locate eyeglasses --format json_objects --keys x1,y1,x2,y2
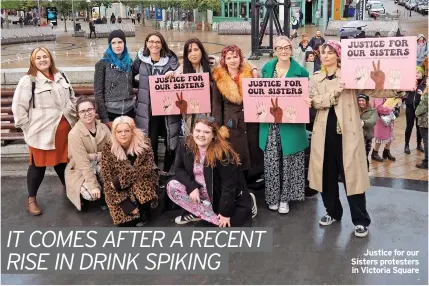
[
  {"x1": 78, "y1": 107, "x2": 95, "y2": 115},
  {"x1": 147, "y1": 40, "x2": 161, "y2": 45},
  {"x1": 275, "y1": 46, "x2": 292, "y2": 52},
  {"x1": 196, "y1": 114, "x2": 216, "y2": 122}
]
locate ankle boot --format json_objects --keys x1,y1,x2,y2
[
  {"x1": 404, "y1": 144, "x2": 410, "y2": 154},
  {"x1": 383, "y1": 149, "x2": 396, "y2": 161},
  {"x1": 371, "y1": 150, "x2": 383, "y2": 162},
  {"x1": 26, "y1": 197, "x2": 42, "y2": 216},
  {"x1": 417, "y1": 143, "x2": 424, "y2": 152}
]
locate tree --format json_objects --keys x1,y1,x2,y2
[
  {"x1": 53, "y1": 1, "x2": 72, "y2": 32},
  {"x1": 0, "y1": 0, "x2": 25, "y2": 28},
  {"x1": 197, "y1": 0, "x2": 221, "y2": 30}
]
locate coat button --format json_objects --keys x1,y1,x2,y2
[
  {"x1": 353, "y1": 132, "x2": 355, "y2": 135},
  {"x1": 350, "y1": 118, "x2": 352, "y2": 121}
]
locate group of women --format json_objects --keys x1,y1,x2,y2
[{"x1": 12, "y1": 30, "x2": 404, "y2": 236}]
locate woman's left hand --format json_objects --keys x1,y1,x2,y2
[
  {"x1": 252, "y1": 69, "x2": 260, "y2": 78},
  {"x1": 217, "y1": 215, "x2": 231, "y2": 227},
  {"x1": 165, "y1": 71, "x2": 176, "y2": 79}
]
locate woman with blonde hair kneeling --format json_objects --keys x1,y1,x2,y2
[
  {"x1": 65, "y1": 97, "x2": 111, "y2": 211},
  {"x1": 167, "y1": 115, "x2": 256, "y2": 227},
  {"x1": 101, "y1": 116, "x2": 158, "y2": 226}
]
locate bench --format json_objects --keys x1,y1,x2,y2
[{"x1": 1, "y1": 87, "x2": 112, "y2": 145}]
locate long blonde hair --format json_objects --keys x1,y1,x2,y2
[{"x1": 110, "y1": 116, "x2": 150, "y2": 161}]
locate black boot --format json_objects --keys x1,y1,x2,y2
[
  {"x1": 404, "y1": 144, "x2": 410, "y2": 154},
  {"x1": 417, "y1": 143, "x2": 424, "y2": 152},
  {"x1": 416, "y1": 161, "x2": 428, "y2": 169},
  {"x1": 371, "y1": 150, "x2": 383, "y2": 162},
  {"x1": 383, "y1": 149, "x2": 396, "y2": 161}
]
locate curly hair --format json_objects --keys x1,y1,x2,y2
[
  {"x1": 185, "y1": 118, "x2": 241, "y2": 168},
  {"x1": 219, "y1": 45, "x2": 244, "y2": 72}
]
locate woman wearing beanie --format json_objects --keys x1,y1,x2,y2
[
  {"x1": 94, "y1": 30, "x2": 136, "y2": 129},
  {"x1": 132, "y1": 31, "x2": 180, "y2": 173},
  {"x1": 404, "y1": 66, "x2": 426, "y2": 154},
  {"x1": 308, "y1": 40, "x2": 398, "y2": 238},
  {"x1": 357, "y1": 94, "x2": 377, "y2": 170}
]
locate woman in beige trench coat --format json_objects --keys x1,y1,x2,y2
[
  {"x1": 65, "y1": 97, "x2": 111, "y2": 211},
  {"x1": 309, "y1": 40, "x2": 398, "y2": 238}
]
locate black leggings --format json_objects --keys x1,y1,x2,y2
[
  {"x1": 27, "y1": 159, "x2": 66, "y2": 197},
  {"x1": 405, "y1": 106, "x2": 422, "y2": 145},
  {"x1": 149, "y1": 115, "x2": 176, "y2": 172}
]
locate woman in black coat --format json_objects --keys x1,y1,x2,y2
[{"x1": 167, "y1": 115, "x2": 256, "y2": 226}]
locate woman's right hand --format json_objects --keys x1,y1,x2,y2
[
  {"x1": 90, "y1": 188, "x2": 101, "y2": 199},
  {"x1": 189, "y1": 189, "x2": 200, "y2": 204}
]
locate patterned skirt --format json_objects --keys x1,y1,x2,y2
[{"x1": 264, "y1": 124, "x2": 305, "y2": 205}]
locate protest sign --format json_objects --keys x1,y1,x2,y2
[
  {"x1": 341, "y1": 36, "x2": 417, "y2": 90},
  {"x1": 149, "y1": 73, "x2": 211, "y2": 116},
  {"x1": 242, "y1": 78, "x2": 310, "y2": 124}
]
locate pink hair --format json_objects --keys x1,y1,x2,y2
[
  {"x1": 110, "y1": 116, "x2": 150, "y2": 161},
  {"x1": 220, "y1": 45, "x2": 244, "y2": 72}
]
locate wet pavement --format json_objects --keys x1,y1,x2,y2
[{"x1": 1, "y1": 176, "x2": 427, "y2": 285}]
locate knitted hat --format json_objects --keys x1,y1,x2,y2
[
  {"x1": 357, "y1": 94, "x2": 369, "y2": 101},
  {"x1": 108, "y1": 30, "x2": 126, "y2": 44},
  {"x1": 323, "y1": 40, "x2": 341, "y2": 57},
  {"x1": 417, "y1": 66, "x2": 425, "y2": 77}
]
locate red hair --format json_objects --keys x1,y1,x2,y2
[
  {"x1": 27, "y1": 47, "x2": 59, "y2": 77},
  {"x1": 219, "y1": 45, "x2": 244, "y2": 72},
  {"x1": 185, "y1": 118, "x2": 241, "y2": 168}
]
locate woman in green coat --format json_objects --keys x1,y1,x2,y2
[{"x1": 260, "y1": 36, "x2": 311, "y2": 214}]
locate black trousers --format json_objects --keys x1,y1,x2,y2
[
  {"x1": 107, "y1": 109, "x2": 136, "y2": 122},
  {"x1": 27, "y1": 155, "x2": 67, "y2": 197},
  {"x1": 405, "y1": 106, "x2": 422, "y2": 145},
  {"x1": 322, "y1": 117, "x2": 371, "y2": 227},
  {"x1": 149, "y1": 115, "x2": 176, "y2": 173},
  {"x1": 89, "y1": 29, "x2": 96, "y2": 38}
]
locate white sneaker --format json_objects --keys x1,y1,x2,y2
[
  {"x1": 278, "y1": 202, "x2": 290, "y2": 214},
  {"x1": 269, "y1": 204, "x2": 279, "y2": 211},
  {"x1": 354, "y1": 225, "x2": 369, "y2": 237},
  {"x1": 319, "y1": 214, "x2": 337, "y2": 226}
]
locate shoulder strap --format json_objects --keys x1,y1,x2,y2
[
  {"x1": 28, "y1": 75, "x2": 36, "y2": 108},
  {"x1": 61, "y1": 72, "x2": 73, "y2": 95}
]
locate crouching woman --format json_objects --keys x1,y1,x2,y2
[
  {"x1": 65, "y1": 97, "x2": 111, "y2": 210},
  {"x1": 167, "y1": 115, "x2": 255, "y2": 227},
  {"x1": 101, "y1": 116, "x2": 158, "y2": 226}
]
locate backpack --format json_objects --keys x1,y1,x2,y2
[{"x1": 29, "y1": 72, "x2": 72, "y2": 108}]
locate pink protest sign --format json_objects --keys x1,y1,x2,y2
[
  {"x1": 242, "y1": 78, "x2": 310, "y2": 123},
  {"x1": 149, "y1": 73, "x2": 211, "y2": 116},
  {"x1": 341, "y1": 36, "x2": 417, "y2": 90}
]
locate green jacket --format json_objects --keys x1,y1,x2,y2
[
  {"x1": 259, "y1": 58, "x2": 309, "y2": 156},
  {"x1": 360, "y1": 107, "x2": 377, "y2": 140},
  {"x1": 416, "y1": 92, "x2": 428, "y2": 128}
]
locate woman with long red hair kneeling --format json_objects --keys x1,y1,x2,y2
[{"x1": 167, "y1": 115, "x2": 256, "y2": 227}]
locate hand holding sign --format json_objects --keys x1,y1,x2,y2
[
  {"x1": 355, "y1": 65, "x2": 369, "y2": 89},
  {"x1": 163, "y1": 97, "x2": 173, "y2": 114},
  {"x1": 387, "y1": 70, "x2": 402, "y2": 89},
  {"x1": 256, "y1": 101, "x2": 268, "y2": 122},
  {"x1": 370, "y1": 60, "x2": 385, "y2": 90},
  {"x1": 270, "y1": 98, "x2": 283, "y2": 123},
  {"x1": 175, "y1": 92, "x2": 188, "y2": 114}
]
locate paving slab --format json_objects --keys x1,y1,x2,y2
[{"x1": 1, "y1": 176, "x2": 427, "y2": 285}]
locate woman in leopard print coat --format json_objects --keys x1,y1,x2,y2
[{"x1": 101, "y1": 116, "x2": 158, "y2": 226}]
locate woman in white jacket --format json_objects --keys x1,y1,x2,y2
[{"x1": 12, "y1": 47, "x2": 77, "y2": 216}]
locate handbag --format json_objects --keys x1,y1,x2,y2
[{"x1": 380, "y1": 112, "x2": 396, "y2": 127}]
